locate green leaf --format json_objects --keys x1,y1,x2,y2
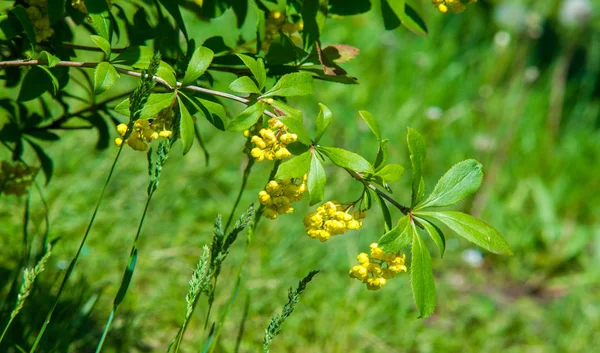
[
  {"x1": 84, "y1": 0, "x2": 112, "y2": 41},
  {"x1": 374, "y1": 139, "x2": 389, "y2": 170},
  {"x1": 91, "y1": 35, "x2": 111, "y2": 57},
  {"x1": 0, "y1": 14, "x2": 20, "y2": 40},
  {"x1": 416, "y1": 159, "x2": 483, "y2": 210},
  {"x1": 17, "y1": 66, "x2": 57, "y2": 102},
  {"x1": 329, "y1": 0, "x2": 371, "y2": 15},
  {"x1": 10, "y1": 6, "x2": 36, "y2": 49},
  {"x1": 402, "y1": 4, "x2": 428, "y2": 37},
  {"x1": 229, "y1": 76, "x2": 260, "y2": 94},
  {"x1": 374, "y1": 164, "x2": 404, "y2": 182},
  {"x1": 47, "y1": 0, "x2": 65, "y2": 25},
  {"x1": 319, "y1": 146, "x2": 374, "y2": 173},
  {"x1": 261, "y1": 72, "x2": 314, "y2": 98},
  {"x1": 270, "y1": 100, "x2": 312, "y2": 146},
  {"x1": 415, "y1": 216, "x2": 445, "y2": 258},
  {"x1": 114, "y1": 92, "x2": 176, "y2": 119},
  {"x1": 381, "y1": 0, "x2": 428, "y2": 36},
  {"x1": 227, "y1": 102, "x2": 265, "y2": 132},
  {"x1": 177, "y1": 96, "x2": 195, "y2": 155},
  {"x1": 308, "y1": 152, "x2": 326, "y2": 205},
  {"x1": 157, "y1": 61, "x2": 177, "y2": 88},
  {"x1": 373, "y1": 191, "x2": 392, "y2": 231},
  {"x1": 157, "y1": 0, "x2": 188, "y2": 40},
  {"x1": 416, "y1": 211, "x2": 513, "y2": 255},
  {"x1": 36, "y1": 51, "x2": 60, "y2": 67},
  {"x1": 26, "y1": 138, "x2": 53, "y2": 185},
  {"x1": 378, "y1": 215, "x2": 412, "y2": 253},
  {"x1": 411, "y1": 230, "x2": 436, "y2": 318},
  {"x1": 182, "y1": 46, "x2": 214, "y2": 86},
  {"x1": 93, "y1": 62, "x2": 119, "y2": 95},
  {"x1": 111, "y1": 46, "x2": 153, "y2": 67},
  {"x1": 179, "y1": 93, "x2": 226, "y2": 131},
  {"x1": 358, "y1": 110, "x2": 381, "y2": 141},
  {"x1": 236, "y1": 54, "x2": 266, "y2": 90},
  {"x1": 275, "y1": 151, "x2": 311, "y2": 179},
  {"x1": 407, "y1": 127, "x2": 426, "y2": 207},
  {"x1": 314, "y1": 103, "x2": 332, "y2": 143}
]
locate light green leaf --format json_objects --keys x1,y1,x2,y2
[
  {"x1": 374, "y1": 139, "x2": 389, "y2": 170},
  {"x1": 84, "y1": 0, "x2": 112, "y2": 41},
  {"x1": 314, "y1": 103, "x2": 332, "y2": 143},
  {"x1": 182, "y1": 46, "x2": 214, "y2": 86},
  {"x1": 319, "y1": 146, "x2": 374, "y2": 173},
  {"x1": 93, "y1": 62, "x2": 119, "y2": 95},
  {"x1": 402, "y1": 4, "x2": 428, "y2": 37},
  {"x1": 411, "y1": 229, "x2": 436, "y2": 318},
  {"x1": 275, "y1": 151, "x2": 311, "y2": 179},
  {"x1": 378, "y1": 215, "x2": 412, "y2": 253},
  {"x1": 416, "y1": 159, "x2": 483, "y2": 210},
  {"x1": 229, "y1": 76, "x2": 260, "y2": 94},
  {"x1": 10, "y1": 7, "x2": 36, "y2": 50},
  {"x1": 375, "y1": 164, "x2": 404, "y2": 182},
  {"x1": 114, "y1": 92, "x2": 176, "y2": 119},
  {"x1": 416, "y1": 211, "x2": 513, "y2": 255},
  {"x1": 157, "y1": 60, "x2": 177, "y2": 88},
  {"x1": 236, "y1": 54, "x2": 266, "y2": 90},
  {"x1": 111, "y1": 46, "x2": 153, "y2": 67},
  {"x1": 91, "y1": 35, "x2": 111, "y2": 57},
  {"x1": 308, "y1": 152, "x2": 326, "y2": 205},
  {"x1": 270, "y1": 100, "x2": 312, "y2": 146},
  {"x1": 179, "y1": 92, "x2": 226, "y2": 131},
  {"x1": 373, "y1": 191, "x2": 392, "y2": 232},
  {"x1": 261, "y1": 72, "x2": 314, "y2": 98},
  {"x1": 358, "y1": 110, "x2": 381, "y2": 141},
  {"x1": 227, "y1": 102, "x2": 265, "y2": 132},
  {"x1": 177, "y1": 97, "x2": 195, "y2": 155},
  {"x1": 36, "y1": 51, "x2": 60, "y2": 67},
  {"x1": 415, "y1": 216, "x2": 445, "y2": 258},
  {"x1": 407, "y1": 127, "x2": 426, "y2": 207},
  {"x1": 17, "y1": 66, "x2": 57, "y2": 101}
]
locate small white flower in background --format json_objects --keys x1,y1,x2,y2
[
  {"x1": 473, "y1": 134, "x2": 496, "y2": 153},
  {"x1": 494, "y1": 31, "x2": 511, "y2": 48},
  {"x1": 425, "y1": 106, "x2": 443, "y2": 121},
  {"x1": 494, "y1": 3, "x2": 528, "y2": 31},
  {"x1": 560, "y1": 0, "x2": 593, "y2": 27},
  {"x1": 526, "y1": 12, "x2": 544, "y2": 39},
  {"x1": 462, "y1": 249, "x2": 484, "y2": 267},
  {"x1": 525, "y1": 66, "x2": 540, "y2": 83}
]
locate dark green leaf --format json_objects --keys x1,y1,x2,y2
[
  {"x1": 114, "y1": 92, "x2": 176, "y2": 118},
  {"x1": 416, "y1": 159, "x2": 483, "y2": 209},
  {"x1": 236, "y1": 54, "x2": 266, "y2": 90},
  {"x1": 374, "y1": 139, "x2": 389, "y2": 170},
  {"x1": 261, "y1": 72, "x2": 314, "y2": 98},
  {"x1": 85, "y1": 0, "x2": 112, "y2": 41},
  {"x1": 10, "y1": 7, "x2": 36, "y2": 49},
  {"x1": 227, "y1": 102, "x2": 265, "y2": 132},
  {"x1": 301, "y1": 0, "x2": 320, "y2": 51},
  {"x1": 373, "y1": 191, "x2": 392, "y2": 231},
  {"x1": 319, "y1": 146, "x2": 374, "y2": 173},
  {"x1": 36, "y1": 51, "x2": 60, "y2": 67},
  {"x1": 182, "y1": 46, "x2": 214, "y2": 85},
  {"x1": 114, "y1": 248, "x2": 138, "y2": 306},
  {"x1": 177, "y1": 96, "x2": 195, "y2": 155},
  {"x1": 329, "y1": 0, "x2": 371, "y2": 15},
  {"x1": 87, "y1": 113, "x2": 110, "y2": 149},
  {"x1": 275, "y1": 151, "x2": 311, "y2": 179},
  {"x1": 378, "y1": 215, "x2": 412, "y2": 253},
  {"x1": 25, "y1": 138, "x2": 53, "y2": 185},
  {"x1": 157, "y1": 0, "x2": 188, "y2": 40},
  {"x1": 314, "y1": 103, "x2": 332, "y2": 143},
  {"x1": 47, "y1": 0, "x2": 65, "y2": 25},
  {"x1": 411, "y1": 230, "x2": 436, "y2": 318},
  {"x1": 415, "y1": 216, "x2": 445, "y2": 258},
  {"x1": 180, "y1": 93, "x2": 226, "y2": 131},
  {"x1": 93, "y1": 62, "x2": 119, "y2": 95},
  {"x1": 403, "y1": 4, "x2": 428, "y2": 37},
  {"x1": 17, "y1": 66, "x2": 57, "y2": 102},
  {"x1": 229, "y1": 76, "x2": 260, "y2": 94},
  {"x1": 358, "y1": 110, "x2": 381, "y2": 141},
  {"x1": 111, "y1": 46, "x2": 153, "y2": 67},
  {"x1": 381, "y1": 0, "x2": 428, "y2": 36},
  {"x1": 91, "y1": 35, "x2": 111, "y2": 57},
  {"x1": 0, "y1": 14, "x2": 20, "y2": 40},
  {"x1": 308, "y1": 152, "x2": 326, "y2": 205},
  {"x1": 416, "y1": 211, "x2": 513, "y2": 255},
  {"x1": 374, "y1": 164, "x2": 404, "y2": 182},
  {"x1": 407, "y1": 127, "x2": 426, "y2": 207}
]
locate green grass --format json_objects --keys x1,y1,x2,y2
[{"x1": 1, "y1": 1, "x2": 600, "y2": 352}]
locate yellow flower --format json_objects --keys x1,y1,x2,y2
[
  {"x1": 349, "y1": 243, "x2": 407, "y2": 291},
  {"x1": 304, "y1": 201, "x2": 364, "y2": 241},
  {"x1": 260, "y1": 175, "x2": 307, "y2": 220},
  {"x1": 432, "y1": 0, "x2": 477, "y2": 14}
]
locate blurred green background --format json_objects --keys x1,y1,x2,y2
[{"x1": 1, "y1": 0, "x2": 600, "y2": 352}]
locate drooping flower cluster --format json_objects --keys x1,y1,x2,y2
[
  {"x1": 349, "y1": 243, "x2": 407, "y2": 291},
  {"x1": 432, "y1": 0, "x2": 478, "y2": 14},
  {"x1": 115, "y1": 110, "x2": 173, "y2": 151},
  {"x1": 263, "y1": 11, "x2": 304, "y2": 50},
  {"x1": 24, "y1": 0, "x2": 54, "y2": 42},
  {"x1": 249, "y1": 118, "x2": 297, "y2": 162},
  {"x1": 0, "y1": 161, "x2": 38, "y2": 196},
  {"x1": 259, "y1": 175, "x2": 307, "y2": 219},
  {"x1": 303, "y1": 201, "x2": 365, "y2": 242}
]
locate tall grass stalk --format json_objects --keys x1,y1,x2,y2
[
  {"x1": 224, "y1": 155, "x2": 255, "y2": 232},
  {"x1": 0, "y1": 244, "x2": 53, "y2": 344}
]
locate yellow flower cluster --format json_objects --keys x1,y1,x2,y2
[
  {"x1": 432, "y1": 0, "x2": 477, "y2": 14},
  {"x1": 25, "y1": 0, "x2": 54, "y2": 42},
  {"x1": 303, "y1": 201, "x2": 365, "y2": 242},
  {"x1": 349, "y1": 243, "x2": 407, "y2": 291},
  {"x1": 115, "y1": 112, "x2": 173, "y2": 151},
  {"x1": 249, "y1": 118, "x2": 297, "y2": 162},
  {"x1": 0, "y1": 161, "x2": 37, "y2": 196},
  {"x1": 259, "y1": 175, "x2": 307, "y2": 219},
  {"x1": 263, "y1": 11, "x2": 304, "y2": 51}
]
